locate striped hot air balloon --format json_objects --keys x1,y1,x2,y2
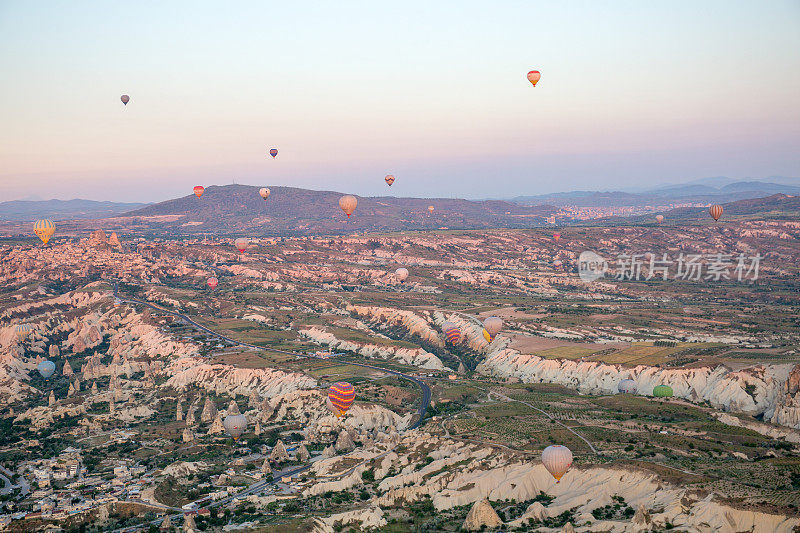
[
  {"x1": 327, "y1": 382, "x2": 355, "y2": 417},
  {"x1": 269, "y1": 148, "x2": 278, "y2": 158},
  {"x1": 442, "y1": 321, "x2": 462, "y2": 344},
  {"x1": 15, "y1": 324, "x2": 32, "y2": 341},
  {"x1": 385, "y1": 174, "x2": 395, "y2": 186},
  {"x1": 709, "y1": 204, "x2": 723, "y2": 221},
  {"x1": 542, "y1": 445, "x2": 572, "y2": 483},
  {"x1": 527, "y1": 70, "x2": 541, "y2": 87},
  {"x1": 33, "y1": 219, "x2": 56, "y2": 244},
  {"x1": 193, "y1": 186, "x2": 205, "y2": 198}
]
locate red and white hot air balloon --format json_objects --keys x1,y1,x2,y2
[
  {"x1": 234, "y1": 238, "x2": 249, "y2": 253},
  {"x1": 709, "y1": 204, "x2": 723, "y2": 221},
  {"x1": 193, "y1": 186, "x2": 205, "y2": 198},
  {"x1": 527, "y1": 70, "x2": 541, "y2": 87},
  {"x1": 553, "y1": 232, "x2": 561, "y2": 242},
  {"x1": 207, "y1": 277, "x2": 218, "y2": 289}
]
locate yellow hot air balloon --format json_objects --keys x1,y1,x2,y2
[
  {"x1": 259, "y1": 188, "x2": 271, "y2": 200},
  {"x1": 482, "y1": 317, "x2": 503, "y2": 342},
  {"x1": 339, "y1": 195, "x2": 357, "y2": 218},
  {"x1": 427, "y1": 205, "x2": 434, "y2": 214},
  {"x1": 33, "y1": 219, "x2": 56, "y2": 244}
]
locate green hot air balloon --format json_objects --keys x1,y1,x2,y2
[{"x1": 653, "y1": 385, "x2": 674, "y2": 398}]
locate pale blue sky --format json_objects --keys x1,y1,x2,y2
[{"x1": 1, "y1": 1, "x2": 798, "y2": 202}]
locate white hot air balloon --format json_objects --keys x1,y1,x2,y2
[
  {"x1": 395, "y1": 267, "x2": 409, "y2": 283},
  {"x1": 339, "y1": 195, "x2": 357, "y2": 218},
  {"x1": 223, "y1": 414, "x2": 248, "y2": 441},
  {"x1": 617, "y1": 379, "x2": 637, "y2": 394},
  {"x1": 542, "y1": 445, "x2": 573, "y2": 483}
]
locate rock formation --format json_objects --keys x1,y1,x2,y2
[
  {"x1": 463, "y1": 498, "x2": 502, "y2": 531},
  {"x1": 335, "y1": 429, "x2": 355, "y2": 453},
  {"x1": 201, "y1": 397, "x2": 217, "y2": 423},
  {"x1": 270, "y1": 440, "x2": 290, "y2": 462}
]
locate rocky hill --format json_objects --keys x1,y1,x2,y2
[{"x1": 121, "y1": 184, "x2": 557, "y2": 235}]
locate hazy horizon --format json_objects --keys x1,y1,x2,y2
[{"x1": 2, "y1": 1, "x2": 799, "y2": 203}]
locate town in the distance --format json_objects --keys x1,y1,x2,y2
[{"x1": 0, "y1": 180, "x2": 799, "y2": 532}]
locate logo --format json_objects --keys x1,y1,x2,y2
[{"x1": 578, "y1": 251, "x2": 607, "y2": 282}]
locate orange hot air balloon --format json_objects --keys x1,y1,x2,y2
[
  {"x1": 327, "y1": 382, "x2": 355, "y2": 417},
  {"x1": 193, "y1": 186, "x2": 205, "y2": 198},
  {"x1": 234, "y1": 238, "x2": 249, "y2": 253},
  {"x1": 709, "y1": 204, "x2": 723, "y2": 221},
  {"x1": 207, "y1": 277, "x2": 218, "y2": 289},
  {"x1": 33, "y1": 219, "x2": 56, "y2": 244},
  {"x1": 527, "y1": 70, "x2": 541, "y2": 87},
  {"x1": 259, "y1": 187, "x2": 271, "y2": 200},
  {"x1": 339, "y1": 195, "x2": 357, "y2": 218},
  {"x1": 427, "y1": 205, "x2": 434, "y2": 214},
  {"x1": 553, "y1": 232, "x2": 561, "y2": 242},
  {"x1": 385, "y1": 175, "x2": 395, "y2": 187}
]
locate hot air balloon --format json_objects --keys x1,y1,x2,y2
[
  {"x1": 527, "y1": 70, "x2": 541, "y2": 87},
  {"x1": 541, "y1": 445, "x2": 572, "y2": 483},
  {"x1": 223, "y1": 414, "x2": 248, "y2": 441},
  {"x1": 327, "y1": 382, "x2": 355, "y2": 417},
  {"x1": 33, "y1": 219, "x2": 55, "y2": 244},
  {"x1": 269, "y1": 148, "x2": 278, "y2": 158},
  {"x1": 553, "y1": 233, "x2": 561, "y2": 242},
  {"x1": 120, "y1": 95, "x2": 130, "y2": 106},
  {"x1": 617, "y1": 379, "x2": 637, "y2": 394},
  {"x1": 553, "y1": 259, "x2": 562, "y2": 268},
  {"x1": 37, "y1": 360, "x2": 56, "y2": 379},
  {"x1": 234, "y1": 238, "x2": 249, "y2": 253},
  {"x1": 395, "y1": 267, "x2": 409, "y2": 283},
  {"x1": 709, "y1": 204, "x2": 723, "y2": 221},
  {"x1": 655, "y1": 215, "x2": 664, "y2": 224},
  {"x1": 339, "y1": 195, "x2": 357, "y2": 218},
  {"x1": 259, "y1": 188, "x2": 271, "y2": 200},
  {"x1": 653, "y1": 385, "x2": 674, "y2": 398},
  {"x1": 193, "y1": 186, "x2": 205, "y2": 198},
  {"x1": 385, "y1": 175, "x2": 395, "y2": 187},
  {"x1": 442, "y1": 321, "x2": 462, "y2": 344},
  {"x1": 15, "y1": 324, "x2": 32, "y2": 341},
  {"x1": 207, "y1": 277, "x2": 218, "y2": 289},
  {"x1": 427, "y1": 205, "x2": 434, "y2": 214},
  {"x1": 482, "y1": 317, "x2": 503, "y2": 342}
]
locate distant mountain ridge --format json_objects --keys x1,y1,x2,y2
[
  {"x1": 121, "y1": 184, "x2": 558, "y2": 235},
  {"x1": 0, "y1": 199, "x2": 148, "y2": 222},
  {"x1": 510, "y1": 178, "x2": 800, "y2": 207}
]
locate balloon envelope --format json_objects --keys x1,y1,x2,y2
[
  {"x1": 655, "y1": 215, "x2": 664, "y2": 223},
  {"x1": 234, "y1": 238, "x2": 249, "y2": 253},
  {"x1": 427, "y1": 205, "x2": 434, "y2": 214},
  {"x1": 339, "y1": 195, "x2": 357, "y2": 218},
  {"x1": 483, "y1": 317, "x2": 503, "y2": 339},
  {"x1": 542, "y1": 445, "x2": 572, "y2": 482},
  {"x1": 618, "y1": 379, "x2": 637, "y2": 394},
  {"x1": 193, "y1": 186, "x2": 204, "y2": 198},
  {"x1": 33, "y1": 219, "x2": 56, "y2": 244},
  {"x1": 15, "y1": 324, "x2": 32, "y2": 341},
  {"x1": 443, "y1": 321, "x2": 462, "y2": 344},
  {"x1": 121, "y1": 95, "x2": 130, "y2": 105},
  {"x1": 653, "y1": 385, "x2": 674, "y2": 397},
  {"x1": 395, "y1": 267, "x2": 409, "y2": 282},
  {"x1": 269, "y1": 148, "x2": 278, "y2": 158},
  {"x1": 709, "y1": 205, "x2": 723, "y2": 221},
  {"x1": 37, "y1": 360, "x2": 56, "y2": 379},
  {"x1": 385, "y1": 175, "x2": 395, "y2": 186},
  {"x1": 207, "y1": 277, "x2": 218, "y2": 289},
  {"x1": 527, "y1": 70, "x2": 541, "y2": 86},
  {"x1": 259, "y1": 187, "x2": 271, "y2": 200},
  {"x1": 328, "y1": 382, "x2": 355, "y2": 417},
  {"x1": 553, "y1": 233, "x2": 561, "y2": 242},
  {"x1": 223, "y1": 414, "x2": 248, "y2": 441}
]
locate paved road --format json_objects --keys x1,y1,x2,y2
[{"x1": 113, "y1": 283, "x2": 431, "y2": 430}]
